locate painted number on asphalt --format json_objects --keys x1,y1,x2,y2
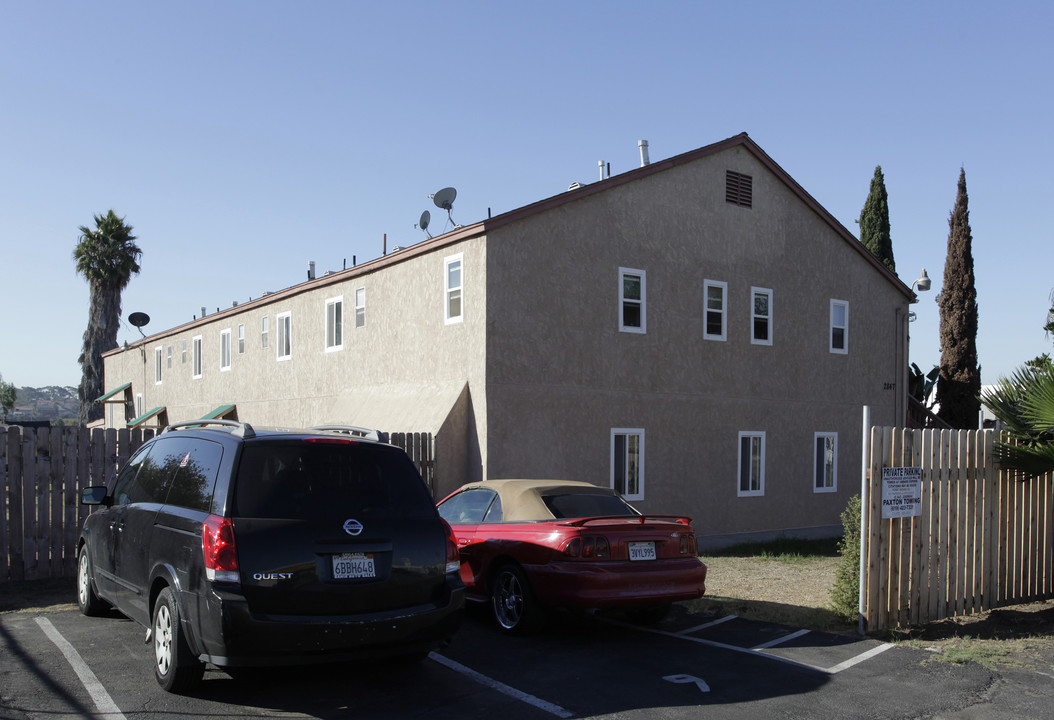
[{"x1": 663, "y1": 674, "x2": 711, "y2": 693}]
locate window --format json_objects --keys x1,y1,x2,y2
[
  {"x1": 154, "y1": 347, "x2": 163, "y2": 384},
  {"x1": 355, "y1": 287, "x2": 366, "y2": 328},
  {"x1": 135, "y1": 393, "x2": 143, "y2": 419},
  {"x1": 703, "y1": 279, "x2": 727, "y2": 341},
  {"x1": 192, "y1": 336, "x2": 203, "y2": 378},
  {"x1": 181, "y1": 340, "x2": 187, "y2": 364},
  {"x1": 738, "y1": 431, "x2": 765, "y2": 497},
  {"x1": 166, "y1": 345, "x2": 172, "y2": 369},
  {"x1": 277, "y1": 312, "x2": 291, "y2": 360},
  {"x1": 326, "y1": 297, "x2": 343, "y2": 351},
  {"x1": 261, "y1": 316, "x2": 270, "y2": 349},
  {"x1": 830, "y1": 300, "x2": 849, "y2": 354},
  {"x1": 814, "y1": 433, "x2": 837, "y2": 493},
  {"x1": 751, "y1": 287, "x2": 772, "y2": 345},
  {"x1": 726, "y1": 170, "x2": 753, "y2": 208},
  {"x1": 611, "y1": 428, "x2": 644, "y2": 501},
  {"x1": 220, "y1": 329, "x2": 232, "y2": 371},
  {"x1": 237, "y1": 324, "x2": 245, "y2": 354},
  {"x1": 619, "y1": 268, "x2": 646, "y2": 333},
  {"x1": 445, "y1": 254, "x2": 463, "y2": 324}
]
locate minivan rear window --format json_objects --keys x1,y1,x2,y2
[{"x1": 233, "y1": 441, "x2": 435, "y2": 519}]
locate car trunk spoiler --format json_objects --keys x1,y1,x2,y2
[{"x1": 561, "y1": 515, "x2": 693, "y2": 527}]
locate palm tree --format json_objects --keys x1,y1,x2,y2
[
  {"x1": 73, "y1": 210, "x2": 142, "y2": 425},
  {"x1": 982, "y1": 363, "x2": 1054, "y2": 480}
]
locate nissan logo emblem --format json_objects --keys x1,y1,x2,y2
[{"x1": 343, "y1": 518, "x2": 364, "y2": 536}]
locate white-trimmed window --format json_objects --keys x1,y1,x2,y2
[
  {"x1": 611, "y1": 428, "x2": 645, "y2": 501},
  {"x1": 181, "y1": 340, "x2": 187, "y2": 364},
  {"x1": 237, "y1": 324, "x2": 245, "y2": 354},
  {"x1": 751, "y1": 287, "x2": 773, "y2": 345},
  {"x1": 166, "y1": 345, "x2": 172, "y2": 369},
  {"x1": 220, "y1": 329, "x2": 232, "y2": 371},
  {"x1": 830, "y1": 300, "x2": 849, "y2": 354},
  {"x1": 814, "y1": 432, "x2": 838, "y2": 493},
  {"x1": 135, "y1": 393, "x2": 143, "y2": 419},
  {"x1": 277, "y1": 312, "x2": 292, "y2": 360},
  {"x1": 738, "y1": 431, "x2": 765, "y2": 497},
  {"x1": 261, "y1": 316, "x2": 270, "y2": 349},
  {"x1": 704, "y1": 279, "x2": 727, "y2": 341},
  {"x1": 192, "y1": 336, "x2": 203, "y2": 379},
  {"x1": 355, "y1": 287, "x2": 366, "y2": 328},
  {"x1": 325, "y1": 296, "x2": 343, "y2": 351},
  {"x1": 154, "y1": 347, "x2": 163, "y2": 384},
  {"x1": 619, "y1": 268, "x2": 646, "y2": 333},
  {"x1": 445, "y1": 254, "x2": 463, "y2": 324}
]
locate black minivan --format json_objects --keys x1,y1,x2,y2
[{"x1": 77, "y1": 420, "x2": 464, "y2": 692}]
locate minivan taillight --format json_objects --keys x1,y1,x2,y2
[
  {"x1": 441, "y1": 519, "x2": 460, "y2": 575},
  {"x1": 203, "y1": 514, "x2": 239, "y2": 583}
]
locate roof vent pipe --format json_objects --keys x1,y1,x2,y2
[
  {"x1": 308, "y1": 261, "x2": 316, "y2": 280},
  {"x1": 200, "y1": 306, "x2": 206, "y2": 318},
  {"x1": 598, "y1": 160, "x2": 605, "y2": 182},
  {"x1": 639, "y1": 139, "x2": 650, "y2": 167}
]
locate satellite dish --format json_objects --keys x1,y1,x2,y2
[
  {"x1": 429, "y1": 187, "x2": 459, "y2": 229},
  {"x1": 418, "y1": 210, "x2": 433, "y2": 239},
  {"x1": 432, "y1": 187, "x2": 456, "y2": 210},
  {"x1": 128, "y1": 311, "x2": 150, "y2": 338}
]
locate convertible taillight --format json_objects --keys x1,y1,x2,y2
[
  {"x1": 441, "y1": 519, "x2": 460, "y2": 574},
  {"x1": 679, "y1": 534, "x2": 698, "y2": 555},
  {"x1": 563, "y1": 535, "x2": 610, "y2": 559},
  {"x1": 202, "y1": 514, "x2": 239, "y2": 583}
]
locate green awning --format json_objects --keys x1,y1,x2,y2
[
  {"x1": 128, "y1": 406, "x2": 167, "y2": 428},
  {"x1": 95, "y1": 382, "x2": 131, "y2": 404},
  {"x1": 201, "y1": 404, "x2": 237, "y2": 420}
]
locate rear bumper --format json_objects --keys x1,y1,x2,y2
[
  {"x1": 191, "y1": 583, "x2": 465, "y2": 667},
  {"x1": 525, "y1": 558, "x2": 707, "y2": 609}
]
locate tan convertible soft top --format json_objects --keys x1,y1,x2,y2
[{"x1": 460, "y1": 479, "x2": 620, "y2": 522}]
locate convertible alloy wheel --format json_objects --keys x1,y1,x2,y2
[{"x1": 491, "y1": 565, "x2": 544, "y2": 634}]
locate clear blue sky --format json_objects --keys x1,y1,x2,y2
[{"x1": 2, "y1": 1, "x2": 1051, "y2": 389}]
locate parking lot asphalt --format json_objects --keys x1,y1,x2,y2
[{"x1": 5, "y1": 599, "x2": 1054, "y2": 720}]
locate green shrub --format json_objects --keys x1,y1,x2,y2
[{"x1": 830, "y1": 494, "x2": 861, "y2": 621}]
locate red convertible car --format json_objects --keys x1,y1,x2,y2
[{"x1": 436, "y1": 479, "x2": 707, "y2": 633}]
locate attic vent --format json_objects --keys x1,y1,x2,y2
[{"x1": 725, "y1": 170, "x2": 753, "y2": 208}]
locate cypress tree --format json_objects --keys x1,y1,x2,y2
[
  {"x1": 936, "y1": 168, "x2": 981, "y2": 428},
  {"x1": 858, "y1": 165, "x2": 895, "y2": 272}
]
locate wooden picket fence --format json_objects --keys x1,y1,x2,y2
[
  {"x1": 864, "y1": 427, "x2": 1054, "y2": 631},
  {"x1": 1, "y1": 425, "x2": 435, "y2": 584}
]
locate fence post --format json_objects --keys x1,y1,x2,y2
[{"x1": 858, "y1": 406, "x2": 870, "y2": 635}]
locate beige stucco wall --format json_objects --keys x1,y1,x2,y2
[
  {"x1": 482, "y1": 144, "x2": 908, "y2": 540},
  {"x1": 103, "y1": 235, "x2": 489, "y2": 491}
]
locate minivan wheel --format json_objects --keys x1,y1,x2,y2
[
  {"x1": 152, "y1": 587, "x2": 204, "y2": 692},
  {"x1": 76, "y1": 547, "x2": 107, "y2": 616},
  {"x1": 491, "y1": 564, "x2": 545, "y2": 634}
]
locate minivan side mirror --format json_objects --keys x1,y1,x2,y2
[{"x1": 81, "y1": 486, "x2": 110, "y2": 506}]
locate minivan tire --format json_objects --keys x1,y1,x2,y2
[
  {"x1": 76, "y1": 547, "x2": 108, "y2": 617},
  {"x1": 152, "y1": 587, "x2": 204, "y2": 692}
]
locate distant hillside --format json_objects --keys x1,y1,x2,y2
[{"x1": 7, "y1": 386, "x2": 79, "y2": 424}]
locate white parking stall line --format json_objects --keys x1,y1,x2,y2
[
  {"x1": 678, "y1": 614, "x2": 738, "y2": 634},
  {"x1": 822, "y1": 642, "x2": 895, "y2": 673},
  {"x1": 752, "y1": 628, "x2": 811, "y2": 650},
  {"x1": 429, "y1": 652, "x2": 574, "y2": 719},
  {"x1": 606, "y1": 616, "x2": 897, "y2": 675},
  {"x1": 35, "y1": 617, "x2": 126, "y2": 720}
]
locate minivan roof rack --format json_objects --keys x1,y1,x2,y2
[
  {"x1": 309, "y1": 425, "x2": 387, "y2": 442},
  {"x1": 163, "y1": 419, "x2": 257, "y2": 439}
]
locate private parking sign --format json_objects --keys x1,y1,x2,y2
[{"x1": 881, "y1": 467, "x2": 922, "y2": 519}]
